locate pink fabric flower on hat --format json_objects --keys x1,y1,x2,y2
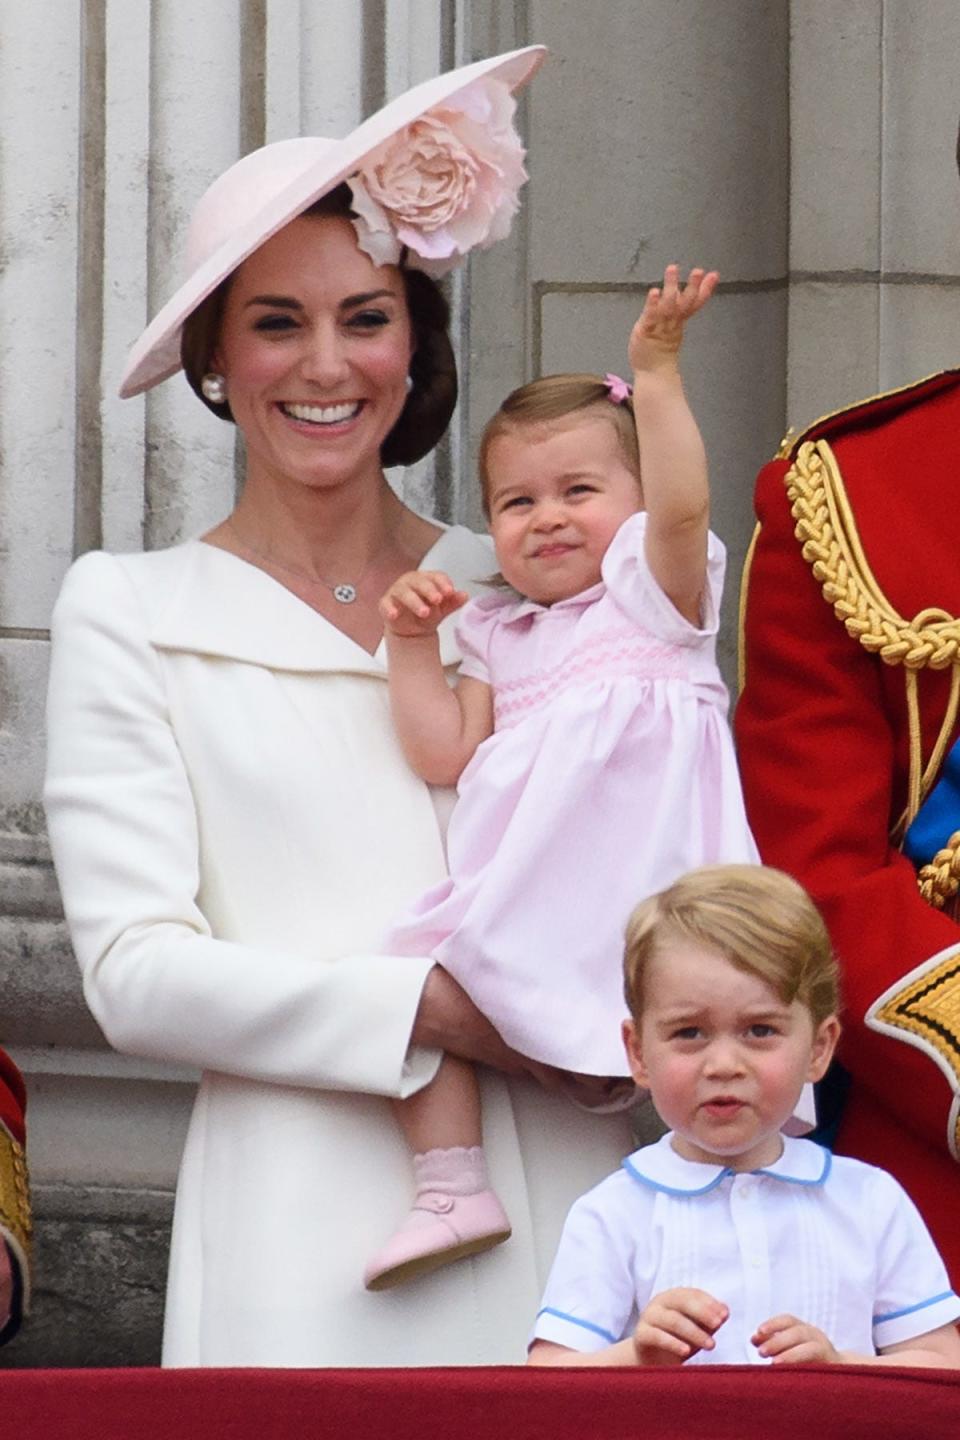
[{"x1": 348, "y1": 78, "x2": 528, "y2": 278}]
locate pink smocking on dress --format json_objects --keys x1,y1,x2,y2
[{"x1": 387, "y1": 512, "x2": 759, "y2": 1076}]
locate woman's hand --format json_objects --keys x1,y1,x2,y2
[
  {"x1": 412, "y1": 968, "x2": 572, "y2": 1091},
  {"x1": 412, "y1": 966, "x2": 527, "y2": 1074},
  {"x1": 379, "y1": 570, "x2": 468, "y2": 639},
  {"x1": 628, "y1": 264, "x2": 718, "y2": 377},
  {"x1": 753, "y1": 1314, "x2": 841, "y2": 1365},
  {"x1": 633, "y1": 1287, "x2": 729, "y2": 1366}
]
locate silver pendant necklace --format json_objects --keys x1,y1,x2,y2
[{"x1": 227, "y1": 520, "x2": 378, "y2": 604}]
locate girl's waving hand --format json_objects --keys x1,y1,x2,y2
[
  {"x1": 629, "y1": 263, "x2": 716, "y2": 624},
  {"x1": 629, "y1": 265, "x2": 718, "y2": 375}
]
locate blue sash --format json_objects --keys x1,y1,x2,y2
[{"x1": 904, "y1": 732, "x2": 960, "y2": 866}]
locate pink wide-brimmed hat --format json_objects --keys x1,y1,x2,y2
[{"x1": 119, "y1": 45, "x2": 546, "y2": 398}]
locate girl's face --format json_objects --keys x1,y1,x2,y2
[
  {"x1": 623, "y1": 943, "x2": 839, "y2": 1172},
  {"x1": 485, "y1": 414, "x2": 642, "y2": 605},
  {"x1": 214, "y1": 214, "x2": 413, "y2": 496}
]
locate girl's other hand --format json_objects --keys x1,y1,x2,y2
[
  {"x1": 379, "y1": 570, "x2": 468, "y2": 638},
  {"x1": 628, "y1": 264, "x2": 718, "y2": 376},
  {"x1": 633, "y1": 1287, "x2": 729, "y2": 1366},
  {"x1": 752, "y1": 1314, "x2": 841, "y2": 1365}
]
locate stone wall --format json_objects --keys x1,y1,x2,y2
[{"x1": 2, "y1": 0, "x2": 959, "y2": 1366}]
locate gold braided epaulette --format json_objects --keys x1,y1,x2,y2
[
  {"x1": 784, "y1": 437, "x2": 960, "y2": 845},
  {"x1": 786, "y1": 440, "x2": 960, "y2": 671},
  {"x1": 0, "y1": 1124, "x2": 31, "y2": 1300}
]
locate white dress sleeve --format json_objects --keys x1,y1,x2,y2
[
  {"x1": 869, "y1": 1168, "x2": 960, "y2": 1349},
  {"x1": 601, "y1": 510, "x2": 726, "y2": 645},
  {"x1": 44, "y1": 553, "x2": 440, "y2": 1098},
  {"x1": 530, "y1": 1177, "x2": 642, "y2": 1353}
]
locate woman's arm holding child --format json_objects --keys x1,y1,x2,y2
[
  {"x1": 629, "y1": 264, "x2": 717, "y2": 625},
  {"x1": 380, "y1": 571, "x2": 494, "y2": 786}
]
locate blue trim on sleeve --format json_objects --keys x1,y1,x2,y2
[
  {"x1": 622, "y1": 1155, "x2": 730, "y2": 1197},
  {"x1": 536, "y1": 1307, "x2": 618, "y2": 1345},
  {"x1": 874, "y1": 1290, "x2": 957, "y2": 1325}
]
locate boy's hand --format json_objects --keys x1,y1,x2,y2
[
  {"x1": 628, "y1": 264, "x2": 718, "y2": 376},
  {"x1": 633, "y1": 1287, "x2": 729, "y2": 1366},
  {"x1": 379, "y1": 570, "x2": 468, "y2": 638},
  {"x1": 753, "y1": 1314, "x2": 841, "y2": 1365}
]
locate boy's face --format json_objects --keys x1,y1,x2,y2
[{"x1": 623, "y1": 943, "x2": 839, "y2": 1172}]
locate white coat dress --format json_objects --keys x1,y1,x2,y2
[{"x1": 43, "y1": 524, "x2": 632, "y2": 1367}]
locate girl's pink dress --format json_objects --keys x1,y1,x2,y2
[{"x1": 387, "y1": 512, "x2": 758, "y2": 1076}]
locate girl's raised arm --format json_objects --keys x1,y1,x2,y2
[{"x1": 628, "y1": 264, "x2": 717, "y2": 625}]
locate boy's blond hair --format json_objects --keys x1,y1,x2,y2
[
  {"x1": 623, "y1": 865, "x2": 840, "y2": 1026},
  {"x1": 477, "y1": 373, "x2": 640, "y2": 516}
]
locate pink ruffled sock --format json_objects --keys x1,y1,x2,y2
[{"x1": 410, "y1": 1145, "x2": 489, "y2": 1213}]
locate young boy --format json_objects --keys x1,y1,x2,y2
[{"x1": 527, "y1": 865, "x2": 960, "y2": 1368}]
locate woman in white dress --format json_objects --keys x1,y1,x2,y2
[{"x1": 43, "y1": 48, "x2": 633, "y2": 1367}]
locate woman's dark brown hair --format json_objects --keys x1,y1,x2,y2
[{"x1": 180, "y1": 184, "x2": 458, "y2": 468}]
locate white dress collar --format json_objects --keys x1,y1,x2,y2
[
  {"x1": 622, "y1": 1132, "x2": 831, "y2": 1197},
  {"x1": 145, "y1": 526, "x2": 493, "y2": 674},
  {"x1": 472, "y1": 580, "x2": 605, "y2": 626}
]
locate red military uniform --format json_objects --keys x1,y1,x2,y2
[
  {"x1": 737, "y1": 369, "x2": 960, "y2": 1283},
  {"x1": 0, "y1": 1045, "x2": 30, "y2": 1342}
]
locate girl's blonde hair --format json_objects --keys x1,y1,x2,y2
[
  {"x1": 623, "y1": 865, "x2": 840, "y2": 1027},
  {"x1": 477, "y1": 373, "x2": 640, "y2": 515}
]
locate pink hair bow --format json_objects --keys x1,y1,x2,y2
[{"x1": 603, "y1": 373, "x2": 633, "y2": 405}]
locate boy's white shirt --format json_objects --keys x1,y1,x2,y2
[{"x1": 532, "y1": 1133, "x2": 960, "y2": 1364}]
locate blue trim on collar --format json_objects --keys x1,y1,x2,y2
[
  {"x1": 623, "y1": 1153, "x2": 730, "y2": 1197},
  {"x1": 621, "y1": 1134, "x2": 832, "y2": 1196},
  {"x1": 755, "y1": 1146, "x2": 832, "y2": 1187}
]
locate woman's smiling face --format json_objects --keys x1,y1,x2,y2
[{"x1": 214, "y1": 213, "x2": 414, "y2": 494}]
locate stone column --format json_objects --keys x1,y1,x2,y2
[{"x1": 788, "y1": 0, "x2": 960, "y2": 429}]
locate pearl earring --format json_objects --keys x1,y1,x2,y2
[
  {"x1": 405, "y1": 374, "x2": 414, "y2": 393},
  {"x1": 201, "y1": 372, "x2": 227, "y2": 404}
]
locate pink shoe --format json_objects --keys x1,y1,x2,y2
[{"x1": 363, "y1": 1189, "x2": 511, "y2": 1292}]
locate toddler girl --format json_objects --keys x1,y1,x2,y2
[
  {"x1": 366, "y1": 266, "x2": 758, "y2": 1291},
  {"x1": 528, "y1": 864, "x2": 960, "y2": 1368}
]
